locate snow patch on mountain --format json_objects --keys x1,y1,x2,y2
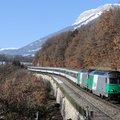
[
  {"x1": 0, "y1": 48, "x2": 18, "y2": 51},
  {"x1": 72, "y1": 4, "x2": 120, "y2": 29},
  {"x1": 28, "y1": 48, "x2": 40, "y2": 52}
]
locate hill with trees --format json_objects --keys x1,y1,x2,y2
[{"x1": 33, "y1": 7, "x2": 120, "y2": 70}]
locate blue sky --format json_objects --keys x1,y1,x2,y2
[{"x1": 0, "y1": 0, "x2": 119, "y2": 48}]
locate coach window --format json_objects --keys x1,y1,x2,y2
[
  {"x1": 73, "y1": 73, "x2": 75, "y2": 78},
  {"x1": 75, "y1": 74, "x2": 77, "y2": 78},
  {"x1": 71, "y1": 73, "x2": 73, "y2": 77}
]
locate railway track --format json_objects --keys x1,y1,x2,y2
[
  {"x1": 51, "y1": 74, "x2": 120, "y2": 120},
  {"x1": 68, "y1": 76, "x2": 120, "y2": 109}
]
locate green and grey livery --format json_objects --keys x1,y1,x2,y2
[{"x1": 28, "y1": 66, "x2": 120, "y2": 99}]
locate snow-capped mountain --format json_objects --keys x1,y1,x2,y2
[
  {"x1": 0, "y1": 35, "x2": 51, "y2": 56},
  {"x1": 72, "y1": 4, "x2": 120, "y2": 29},
  {"x1": 0, "y1": 4, "x2": 119, "y2": 56}
]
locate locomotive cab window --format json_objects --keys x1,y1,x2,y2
[
  {"x1": 109, "y1": 78, "x2": 120, "y2": 84},
  {"x1": 105, "y1": 78, "x2": 107, "y2": 83},
  {"x1": 87, "y1": 74, "x2": 90, "y2": 79}
]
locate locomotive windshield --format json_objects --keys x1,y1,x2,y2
[{"x1": 109, "y1": 78, "x2": 120, "y2": 84}]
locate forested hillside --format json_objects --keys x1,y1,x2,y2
[
  {"x1": 0, "y1": 65, "x2": 62, "y2": 120},
  {"x1": 33, "y1": 7, "x2": 120, "y2": 70}
]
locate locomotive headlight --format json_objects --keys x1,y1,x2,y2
[{"x1": 111, "y1": 89, "x2": 117, "y2": 92}]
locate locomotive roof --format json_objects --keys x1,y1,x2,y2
[{"x1": 90, "y1": 70, "x2": 110, "y2": 75}]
